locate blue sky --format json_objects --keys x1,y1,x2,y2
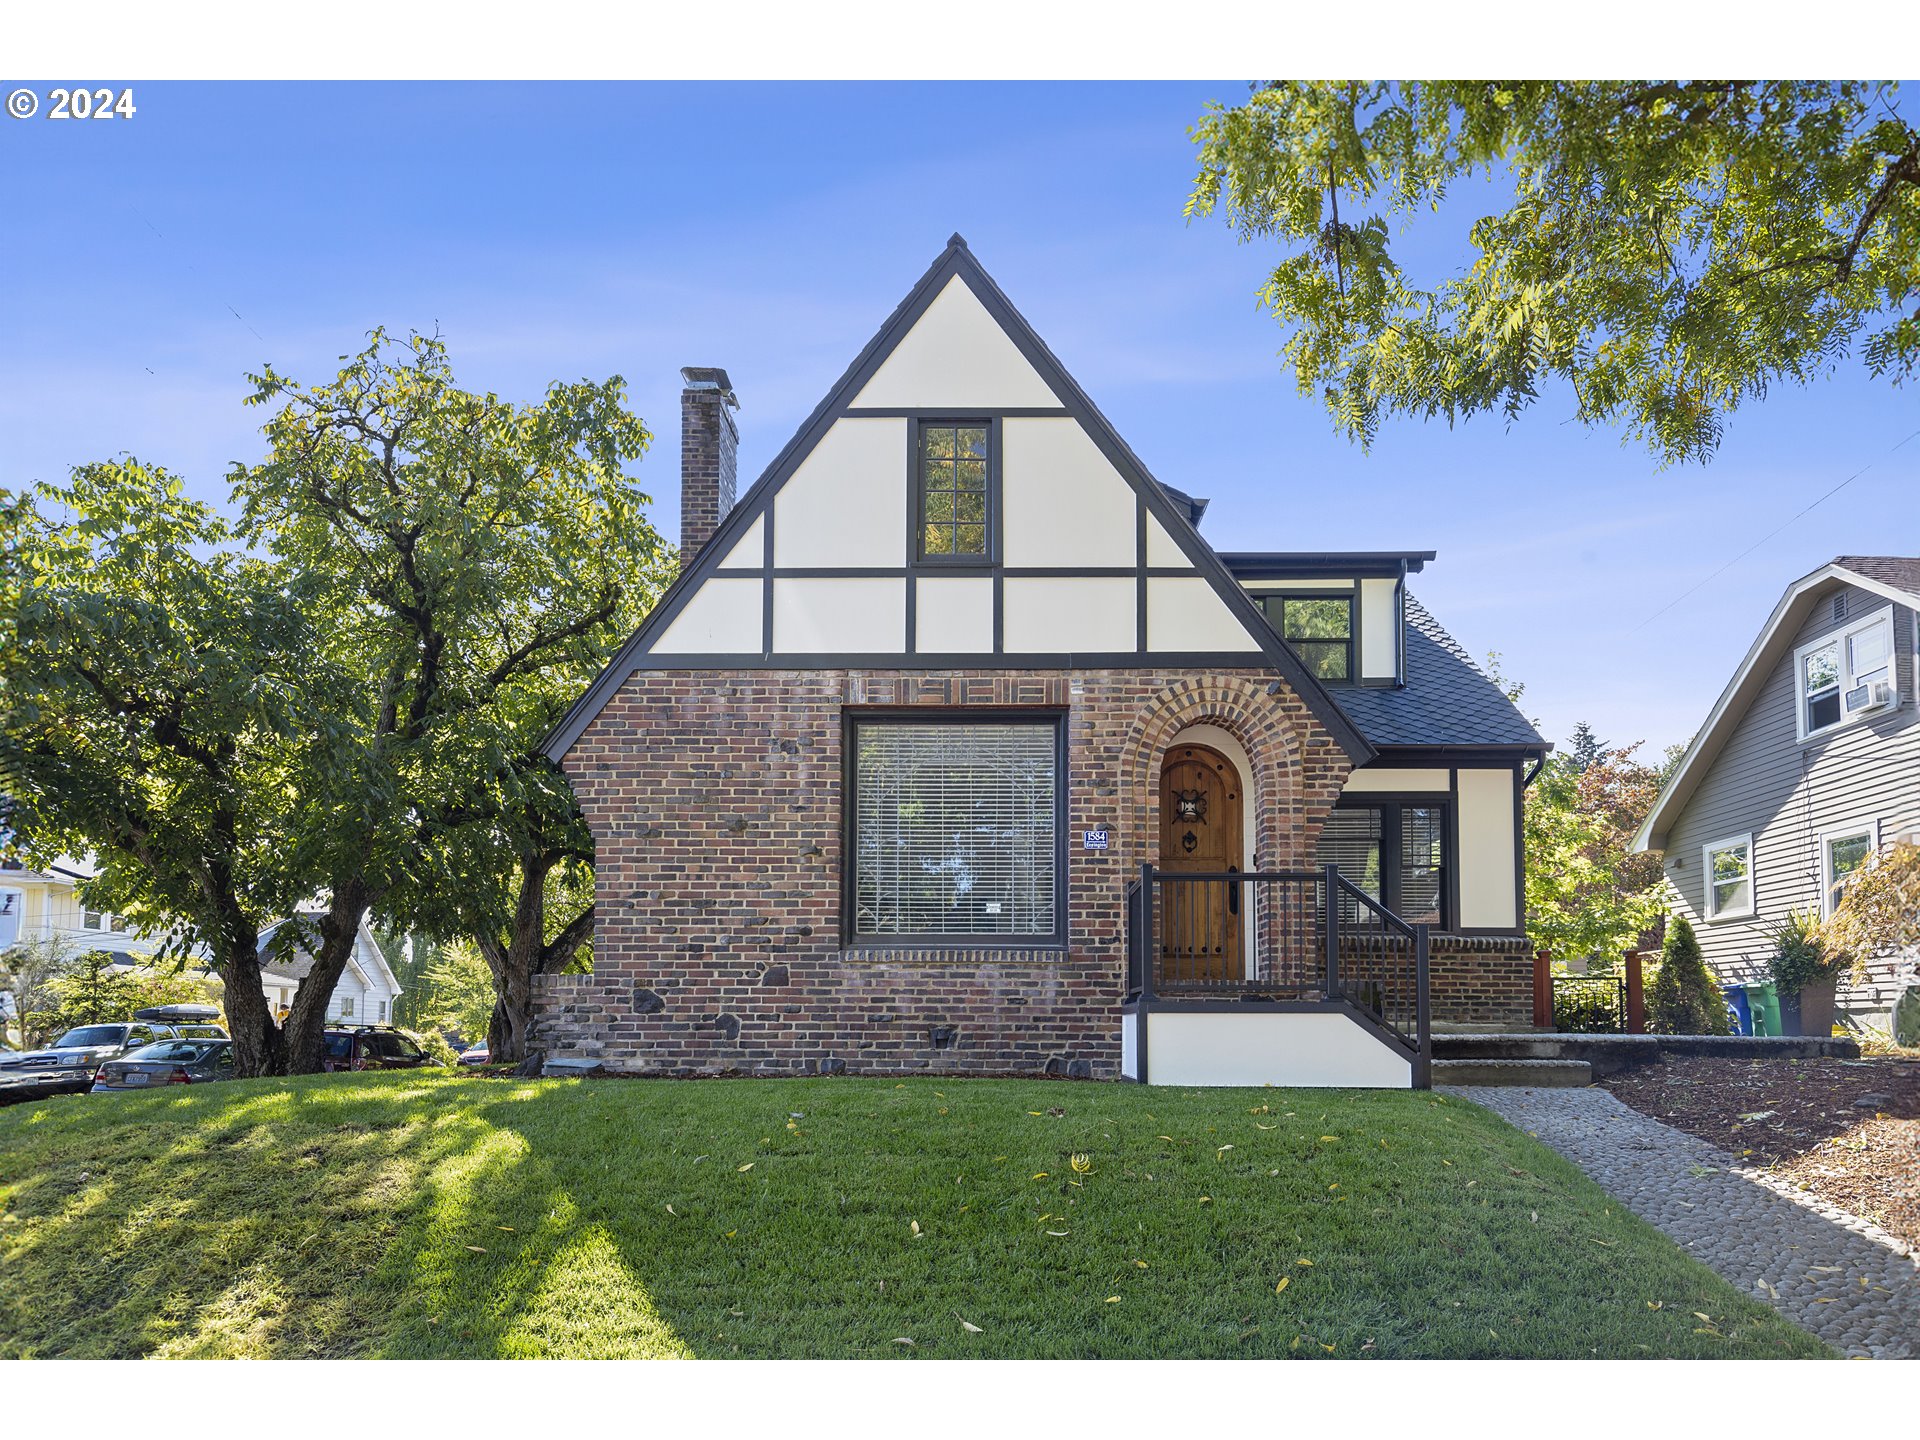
[{"x1": 5, "y1": 80, "x2": 1915, "y2": 756}]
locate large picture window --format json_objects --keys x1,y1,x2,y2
[
  {"x1": 1317, "y1": 802, "x2": 1449, "y2": 927},
  {"x1": 848, "y1": 715, "x2": 1063, "y2": 944}
]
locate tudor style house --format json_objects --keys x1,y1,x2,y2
[
  {"x1": 536, "y1": 236, "x2": 1546, "y2": 1088},
  {"x1": 1634, "y1": 557, "x2": 1920, "y2": 1032}
]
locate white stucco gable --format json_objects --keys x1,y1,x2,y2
[{"x1": 544, "y1": 236, "x2": 1374, "y2": 764}]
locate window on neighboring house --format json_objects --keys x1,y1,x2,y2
[
  {"x1": 378, "y1": 999, "x2": 388, "y2": 1022},
  {"x1": 916, "y1": 421, "x2": 991, "y2": 560},
  {"x1": 1317, "y1": 802, "x2": 1449, "y2": 927},
  {"x1": 339, "y1": 996, "x2": 354, "y2": 1018},
  {"x1": 847, "y1": 715, "x2": 1063, "y2": 944},
  {"x1": 1703, "y1": 834, "x2": 1754, "y2": 920},
  {"x1": 1257, "y1": 595, "x2": 1354, "y2": 682},
  {"x1": 1796, "y1": 607, "x2": 1895, "y2": 739},
  {"x1": 83, "y1": 910, "x2": 103, "y2": 930},
  {"x1": 1821, "y1": 825, "x2": 1878, "y2": 917},
  {"x1": 110, "y1": 914, "x2": 127, "y2": 932}
]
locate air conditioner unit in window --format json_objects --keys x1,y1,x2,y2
[{"x1": 1842, "y1": 681, "x2": 1896, "y2": 716}]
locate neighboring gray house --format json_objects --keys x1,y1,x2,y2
[{"x1": 1634, "y1": 556, "x2": 1920, "y2": 1031}]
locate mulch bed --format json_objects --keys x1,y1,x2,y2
[{"x1": 1600, "y1": 1054, "x2": 1920, "y2": 1251}]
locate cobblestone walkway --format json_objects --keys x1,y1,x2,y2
[{"x1": 1446, "y1": 1084, "x2": 1920, "y2": 1359}]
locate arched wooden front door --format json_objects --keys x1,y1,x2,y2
[{"x1": 1158, "y1": 743, "x2": 1244, "y2": 986}]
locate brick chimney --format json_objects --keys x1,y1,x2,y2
[{"x1": 679, "y1": 366, "x2": 739, "y2": 571}]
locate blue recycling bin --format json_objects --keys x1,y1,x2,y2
[{"x1": 1723, "y1": 984, "x2": 1753, "y2": 1037}]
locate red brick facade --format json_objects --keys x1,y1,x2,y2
[{"x1": 538, "y1": 665, "x2": 1533, "y2": 1075}]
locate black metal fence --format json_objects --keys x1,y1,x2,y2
[{"x1": 1551, "y1": 974, "x2": 1629, "y2": 1033}]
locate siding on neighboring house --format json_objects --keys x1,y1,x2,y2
[{"x1": 1662, "y1": 581, "x2": 1920, "y2": 1016}]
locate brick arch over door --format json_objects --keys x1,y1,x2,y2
[{"x1": 1116, "y1": 675, "x2": 1353, "y2": 874}]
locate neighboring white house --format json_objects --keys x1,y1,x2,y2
[
  {"x1": 0, "y1": 855, "x2": 402, "y2": 1028},
  {"x1": 257, "y1": 915, "x2": 404, "y2": 1025}
]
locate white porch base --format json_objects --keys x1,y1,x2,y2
[{"x1": 1122, "y1": 1005, "x2": 1414, "y2": 1088}]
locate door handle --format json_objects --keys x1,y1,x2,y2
[{"x1": 1227, "y1": 865, "x2": 1240, "y2": 916}]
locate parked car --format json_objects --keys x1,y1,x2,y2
[
  {"x1": 92, "y1": 1038, "x2": 238, "y2": 1092},
  {"x1": 321, "y1": 1026, "x2": 433, "y2": 1072},
  {"x1": 459, "y1": 1039, "x2": 491, "y2": 1066},
  {"x1": 0, "y1": 1020, "x2": 183, "y2": 1102}
]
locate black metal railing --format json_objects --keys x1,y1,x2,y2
[
  {"x1": 1126, "y1": 862, "x2": 1431, "y2": 1086},
  {"x1": 1551, "y1": 973, "x2": 1628, "y2": 1033}
]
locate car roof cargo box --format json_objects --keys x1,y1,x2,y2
[{"x1": 134, "y1": 1004, "x2": 221, "y2": 1022}]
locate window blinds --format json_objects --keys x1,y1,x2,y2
[{"x1": 851, "y1": 721, "x2": 1059, "y2": 939}]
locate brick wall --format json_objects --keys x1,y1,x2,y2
[
  {"x1": 678, "y1": 374, "x2": 737, "y2": 567},
  {"x1": 542, "y1": 666, "x2": 1365, "y2": 1077}
]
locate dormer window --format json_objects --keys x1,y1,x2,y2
[
  {"x1": 916, "y1": 420, "x2": 992, "y2": 561},
  {"x1": 1257, "y1": 595, "x2": 1354, "y2": 682}
]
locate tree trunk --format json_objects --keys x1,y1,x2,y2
[
  {"x1": 211, "y1": 911, "x2": 286, "y2": 1078},
  {"x1": 480, "y1": 859, "x2": 548, "y2": 1065},
  {"x1": 281, "y1": 881, "x2": 373, "y2": 1074}
]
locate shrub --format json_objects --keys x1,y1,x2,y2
[
  {"x1": 1766, "y1": 908, "x2": 1844, "y2": 997},
  {"x1": 406, "y1": 1029, "x2": 461, "y2": 1069},
  {"x1": 1647, "y1": 916, "x2": 1730, "y2": 1035}
]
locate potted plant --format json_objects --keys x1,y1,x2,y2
[{"x1": 1767, "y1": 909, "x2": 1843, "y2": 1037}]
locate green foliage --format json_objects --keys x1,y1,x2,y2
[
  {"x1": 1524, "y1": 737, "x2": 1668, "y2": 963},
  {"x1": 1, "y1": 935, "x2": 80, "y2": 1048},
  {"x1": 1647, "y1": 916, "x2": 1731, "y2": 1035},
  {"x1": 412, "y1": 939, "x2": 496, "y2": 1045},
  {"x1": 1826, "y1": 840, "x2": 1920, "y2": 981},
  {"x1": 1766, "y1": 908, "x2": 1844, "y2": 997},
  {"x1": 25, "y1": 950, "x2": 218, "y2": 1036},
  {"x1": 1189, "y1": 82, "x2": 1920, "y2": 464},
  {"x1": 405, "y1": 1028, "x2": 460, "y2": 1069}
]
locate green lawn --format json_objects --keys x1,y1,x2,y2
[{"x1": 0, "y1": 1072, "x2": 1826, "y2": 1359}]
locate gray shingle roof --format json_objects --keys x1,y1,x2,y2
[
  {"x1": 1331, "y1": 594, "x2": 1546, "y2": 749},
  {"x1": 1834, "y1": 555, "x2": 1920, "y2": 601}
]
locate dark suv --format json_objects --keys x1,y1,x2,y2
[{"x1": 321, "y1": 1026, "x2": 434, "y2": 1072}]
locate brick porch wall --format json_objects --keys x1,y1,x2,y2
[{"x1": 540, "y1": 666, "x2": 1360, "y2": 1077}]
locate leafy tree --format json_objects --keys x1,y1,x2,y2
[
  {"x1": 25, "y1": 949, "x2": 216, "y2": 1036},
  {"x1": 1826, "y1": 839, "x2": 1920, "y2": 982},
  {"x1": 232, "y1": 330, "x2": 670, "y2": 1069},
  {"x1": 1, "y1": 461, "x2": 314, "y2": 1074},
  {"x1": 1, "y1": 934, "x2": 80, "y2": 1048},
  {"x1": 1566, "y1": 722, "x2": 1607, "y2": 773},
  {"x1": 411, "y1": 938, "x2": 497, "y2": 1045},
  {"x1": 1524, "y1": 740, "x2": 1669, "y2": 964},
  {"x1": 1188, "y1": 82, "x2": 1920, "y2": 464},
  {"x1": 1646, "y1": 915, "x2": 1731, "y2": 1035}
]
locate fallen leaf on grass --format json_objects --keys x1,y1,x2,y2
[
  {"x1": 1318, "y1": 1135, "x2": 1341, "y2": 1143},
  {"x1": 957, "y1": 1316, "x2": 983, "y2": 1333},
  {"x1": 465, "y1": 1245, "x2": 487, "y2": 1253},
  {"x1": 910, "y1": 1219, "x2": 921, "y2": 1236},
  {"x1": 1197, "y1": 1196, "x2": 1212, "y2": 1205},
  {"x1": 1104, "y1": 1296, "x2": 1122, "y2": 1304},
  {"x1": 1045, "y1": 1230, "x2": 1070, "y2": 1237},
  {"x1": 1133, "y1": 1259, "x2": 1149, "y2": 1269},
  {"x1": 891, "y1": 1337, "x2": 915, "y2": 1346},
  {"x1": 1274, "y1": 1276, "x2": 1290, "y2": 1294},
  {"x1": 737, "y1": 1163, "x2": 754, "y2": 1173},
  {"x1": 1647, "y1": 1301, "x2": 1662, "y2": 1310},
  {"x1": 1296, "y1": 1258, "x2": 1314, "y2": 1267},
  {"x1": 495, "y1": 1226, "x2": 515, "y2": 1233}
]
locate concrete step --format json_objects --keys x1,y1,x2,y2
[{"x1": 1431, "y1": 1057, "x2": 1593, "y2": 1087}]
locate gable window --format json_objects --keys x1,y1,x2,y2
[
  {"x1": 1796, "y1": 606, "x2": 1895, "y2": 739},
  {"x1": 847, "y1": 714, "x2": 1063, "y2": 945},
  {"x1": 1256, "y1": 595, "x2": 1354, "y2": 682},
  {"x1": 1821, "y1": 824, "x2": 1878, "y2": 917},
  {"x1": 916, "y1": 421, "x2": 991, "y2": 560},
  {"x1": 1317, "y1": 802, "x2": 1449, "y2": 927},
  {"x1": 1703, "y1": 834, "x2": 1754, "y2": 920}
]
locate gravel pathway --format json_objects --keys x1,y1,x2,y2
[{"x1": 1446, "y1": 1084, "x2": 1920, "y2": 1359}]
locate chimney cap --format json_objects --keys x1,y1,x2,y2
[{"x1": 680, "y1": 366, "x2": 738, "y2": 405}]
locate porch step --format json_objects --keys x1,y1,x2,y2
[{"x1": 1431, "y1": 1057, "x2": 1592, "y2": 1088}]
